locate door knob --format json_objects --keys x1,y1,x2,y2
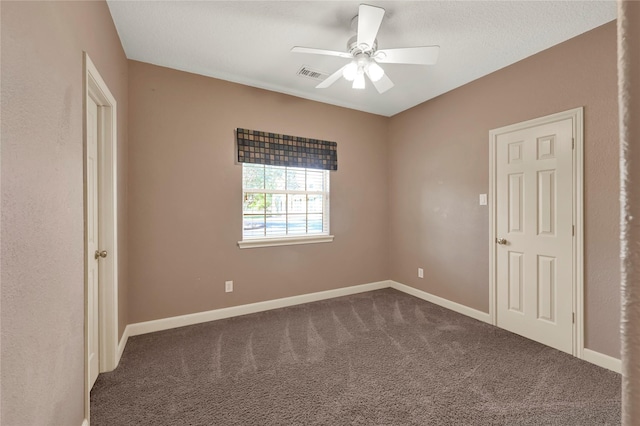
[
  {"x1": 496, "y1": 238, "x2": 507, "y2": 245},
  {"x1": 95, "y1": 250, "x2": 108, "y2": 259}
]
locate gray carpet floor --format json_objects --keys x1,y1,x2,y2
[{"x1": 90, "y1": 288, "x2": 621, "y2": 425}]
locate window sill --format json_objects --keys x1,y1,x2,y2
[{"x1": 238, "y1": 235, "x2": 334, "y2": 249}]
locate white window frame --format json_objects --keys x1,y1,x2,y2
[{"x1": 238, "y1": 164, "x2": 334, "y2": 249}]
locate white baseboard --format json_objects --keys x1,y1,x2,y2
[
  {"x1": 582, "y1": 348, "x2": 621, "y2": 373},
  {"x1": 127, "y1": 280, "x2": 391, "y2": 337},
  {"x1": 389, "y1": 280, "x2": 492, "y2": 324},
  {"x1": 116, "y1": 325, "x2": 130, "y2": 365}
]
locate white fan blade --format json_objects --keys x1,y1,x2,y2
[
  {"x1": 357, "y1": 4, "x2": 385, "y2": 51},
  {"x1": 375, "y1": 46, "x2": 440, "y2": 65},
  {"x1": 291, "y1": 46, "x2": 353, "y2": 59},
  {"x1": 316, "y1": 65, "x2": 347, "y2": 89},
  {"x1": 365, "y1": 68, "x2": 394, "y2": 94}
]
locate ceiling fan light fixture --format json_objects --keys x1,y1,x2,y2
[
  {"x1": 342, "y1": 61, "x2": 358, "y2": 81},
  {"x1": 292, "y1": 4, "x2": 439, "y2": 94},
  {"x1": 366, "y1": 61, "x2": 384, "y2": 82}
]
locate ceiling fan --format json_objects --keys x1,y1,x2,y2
[{"x1": 291, "y1": 4, "x2": 440, "y2": 94}]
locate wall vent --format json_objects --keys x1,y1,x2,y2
[{"x1": 296, "y1": 66, "x2": 328, "y2": 80}]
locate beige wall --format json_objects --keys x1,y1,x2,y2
[
  {"x1": 619, "y1": 1, "x2": 640, "y2": 422},
  {"x1": 1, "y1": 1, "x2": 128, "y2": 424},
  {"x1": 127, "y1": 61, "x2": 389, "y2": 324},
  {"x1": 388, "y1": 22, "x2": 620, "y2": 358}
]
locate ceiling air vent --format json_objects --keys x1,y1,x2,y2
[{"x1": 296, "y1": 66, "x2": 328, "y2": 81}]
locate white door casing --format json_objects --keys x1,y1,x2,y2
[
  {"x1": 489, "y1": 108, "x2": 584, "y2": 357},
  {"x1": 87, "y1": 95, "x2": 100, "y2": 388},
  {"x1": 84, "y1": 52, "x2": 119, "y2": 421}
]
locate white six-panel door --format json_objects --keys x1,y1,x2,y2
[
  {"x1": 87, "y1": 95, "x2": 100, "y2": 388},
  {"x1": 495, "y1": 117, "x2": 574, "y2": 354}
]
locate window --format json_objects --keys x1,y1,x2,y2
[
  {"x1": 239, "y1": 163, "x2": 332, "y2": 248},
  {"x1": 236, "y1": 128, "x2": 337, "y2": 248}
]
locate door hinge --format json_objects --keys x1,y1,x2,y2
[
  {"x1": 572, "y1": 313, "x2": 575, "y2": 324},
  {"x1": 572, "y1": 225, "x2": 575, "y2": 236},
  {"x1": 572, "y1": 138, "x2": 575, "y2": 149}
]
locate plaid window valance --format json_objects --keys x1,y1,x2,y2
[{"x1": 236, "y1": 128, "x2": 337, "y2": 171}]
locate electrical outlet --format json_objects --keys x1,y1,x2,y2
[
  {"x1": 418, "y1": 268, "x2": 424, "y2": 279},
  {"x1": 225, "y1": 280, "x2": 233, "y2": 293},
  {"x1": 479, "y1": 194, "x2": 488, "y2": 205}
]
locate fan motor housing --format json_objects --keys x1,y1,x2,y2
[{"x1": 347, "y1": 35, "x2": 377, "y2": 56}]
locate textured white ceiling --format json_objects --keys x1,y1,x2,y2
[{"x1": 107, "y1": 1, "x2": 616, "y2": 117}]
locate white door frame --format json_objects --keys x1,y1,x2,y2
[
  {"x1": 83, "y1": 52, "x2": 119, "y2": 419},
  {"x1": 488, "y1": 107, "x2": 584, "y2": 357}
]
